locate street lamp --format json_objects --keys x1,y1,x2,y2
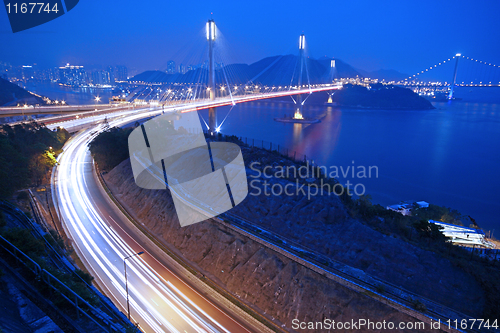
[{"x1": 124, "y1": 251, "x2": 144, "y2": 321}]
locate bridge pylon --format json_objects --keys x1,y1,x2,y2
[
  {"x1": 448, "y1": 53, "x2": 461, "y2": 100},
  {"x1": 207, "y1": 19, "x2": 217, "y2": 134},
  {"x1": 327, "y1": 94, "x2": 333, "y2": 104},
  {"x1": 293, "y1": 34, "x2": 306, "y2": 120},
  {"x1": 326, "y1": 60, "x2": 335, "y2": 104}
]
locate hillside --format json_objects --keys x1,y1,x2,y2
[
  {"x1": 101, "y1": 141, "x2": 494, "y2": 330},
  {"x1": 105, "y1": 159, "x2": 437, "y2": 332},
  {"x1": 0, "y1": 78, "x2": 46, "y2": 106},
  {"x1": 332, "y1": 83, "x2": 434, "y2": 110}
]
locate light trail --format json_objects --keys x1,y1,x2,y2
[
  {"x1": 53, "y1": 113, "x2": 257, "y2": 332},
  {"x1": 51, "y1": 85, "x2": 341, "y2": 332}
]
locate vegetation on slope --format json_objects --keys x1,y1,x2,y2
[
  {"x1": 343, "y1": 194, "x2": 500, "y2": 319},
  {"x1": 333, "y1": 83, "x2": 435, "y2": 110},
  {"x1": 0, "y1": 122, "x2": 69, "y2": 198},
  {"x1": 88, "y1": 127, "x2": 133, "y2": 171}
]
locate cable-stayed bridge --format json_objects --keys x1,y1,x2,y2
[{"x1": 3, "y1": 18, "x2": 500, "y2": 130}]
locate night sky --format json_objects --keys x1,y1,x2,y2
[{"x1": 1, "y1": 0, "x2": 500, "y2": 75}]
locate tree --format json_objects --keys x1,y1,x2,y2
[
  {"x1": 89, "y1": 127, "x2": 133, "y2": 171},
  {"x1": 413, "y1": 219, "x2": 447, "y2": 241}
]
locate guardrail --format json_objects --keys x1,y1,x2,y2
[
  {"x1": 0, "y1": 235, "x2": 121, "y2": 332},
  {"x1": 222, "y1": 212, "x2": 488, "y2": 332},
  {"x1": 0, "y1": 199, "x2": 134, "y2": 332}
]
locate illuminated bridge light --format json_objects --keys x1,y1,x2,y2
[
  {"x1": 299, "y1": 34, "x2": 305, "y2": 50},
  {"x1": 206, "y1": 20, "x2": 216, "y2": 41}
]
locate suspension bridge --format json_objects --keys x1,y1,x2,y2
[{"x1": 393, "y1": 53, "x2": 500, "y2": 100}]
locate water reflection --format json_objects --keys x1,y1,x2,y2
[
  {"x1": 290, "y1": 106, "x2": 342, "y2": 162},
  {"x1": 24, "y1": 82, "x2": 113, "y2": 105},
  {"x1": 214, "y1": 99, "x2": 500, "y2": 233}
]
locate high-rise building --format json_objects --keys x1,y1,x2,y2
[
  {"x1": 178, "y1": 64, "x2": 186, "y2": 74},
  {"x1": 59, "y1": 64, "x2": 87, "y2": 86},
  {"x1": 106, "y1": 66, "x2": 115, "y2": 83},
  {"x1": 114, "y1": 65, "x2": 128, "y2": 82},
  {"x1": 167, "y1": 61, "x2": 176, "y2": 74},
  {"x1": 91, "y1": 70, "x2": 106, "y2": 85},
  {"x1": 21, "y1": 65, "x2": 35, "y2": 80}
]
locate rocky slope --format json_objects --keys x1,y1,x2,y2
[{"x1": 104, "y1": 150, "x2": 482, "y2": 331}]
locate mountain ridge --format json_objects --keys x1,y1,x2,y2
[{"x1": 129, "y1": 55, "x2": 364, "y2": 86}]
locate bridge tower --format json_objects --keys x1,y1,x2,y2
[
  {"x1": 207, "y1": 19, "x2": 217, "y2": 134},
  {"x1": 448, "y1": 53, "x2": 461, "y2": 100},
  {"x1": 293, "y1": 34, "x2": 306, "y2": 120},
  {"x1": 327, "y1": 59, "x2": 335, "y2": 103}
]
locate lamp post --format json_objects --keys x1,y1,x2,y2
[{"x1": 124, "y1": 251, "x2": 144, "y2": 320}]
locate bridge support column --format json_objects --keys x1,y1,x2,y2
[
  {"x1": 207, "y1": 19, "x2": 217, "y2": 135},
  {"x1": 208, "y1": 107, "x2": 216, "y2": 134},
  {"x1": 293, "y1": 34, "x2": 306, "y2": 120},
  {"x1": 448, "y1": 53, "x2": 461, "y2": 100}
]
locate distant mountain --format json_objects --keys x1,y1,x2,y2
[
  {"x1": 129, "y1": 55, "x2": 362, "y2": 86},
  {"x1": 316, "y1": 56, "x2": 363, "y2": 79},
  {"x1": 357, "y1": 68, "x2": 410, "y2": 82},
  {"x1": 0, "y1": 78, "x2": 46, "y2": 106}
]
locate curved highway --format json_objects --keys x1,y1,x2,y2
[
  {"x1": 50, "y1": 85, "x2": 341, "y2": 332},
  {"x1": 53, "y1": 111, "x2": 256, "y2": 333}
]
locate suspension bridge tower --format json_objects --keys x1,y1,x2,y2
[
  {"x1": 207, "y1": 19, "x2": 217, "y2": 134},
  {"x1": 293, "y1": 34, "x2": 306, "y2": 120},
  {"x1": 448, "y1": 53, "x2": 461, "y2": 100}
]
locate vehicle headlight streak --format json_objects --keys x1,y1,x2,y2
[
  {"x1": 51, "y1": 85, "x2": 341, "y2": 333},
  {"x1": 56, "y1": 119, "x2": 230, "y2": 332}
]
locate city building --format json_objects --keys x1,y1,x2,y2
[
  {"x1": 106, "y1": 66, "x2": 115, "y2": 83},
  {"x1": 59, "y1": 64, "x2": 87, "y2": 86},
  {"x1": 91, "y1": 70, "x2": 112, "y2": 85},
  {"x1": 21, "y1": 65, "x2": 35, "y2": 80},
  {"x1": 114, "y1": 65, "x2": 128, "y2": 82},
  {"x1": 167, "y1": 61, "x2": 176, "y2": 74}
]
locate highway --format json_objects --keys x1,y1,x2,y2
[
  {"x1": 53, "y1": 112, "x2": 258, "y2": 333},
  {"x1": 0, "y1": 103, "x2": 113, "y2": 117},
  {"x1": 49, "y1": 85, "x2": 341, "y2": 333}
]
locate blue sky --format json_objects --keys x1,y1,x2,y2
[{"x1": 1, "y1": 0, "x2": 500, "y2": 75}]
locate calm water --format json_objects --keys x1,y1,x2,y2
[
  {"x1": 26, "y1": 83, "x2": 500, "y2": 233},
  {"x1": 202, "y1": 87, "x2": 500, "y2": 234},
  {"x1": 23, "y1": 82, "x2": 114, "y2": 105}
]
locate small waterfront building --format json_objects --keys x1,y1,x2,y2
[{"x1": 386, "y1": 201, "x2": 429, "y2": 216}]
